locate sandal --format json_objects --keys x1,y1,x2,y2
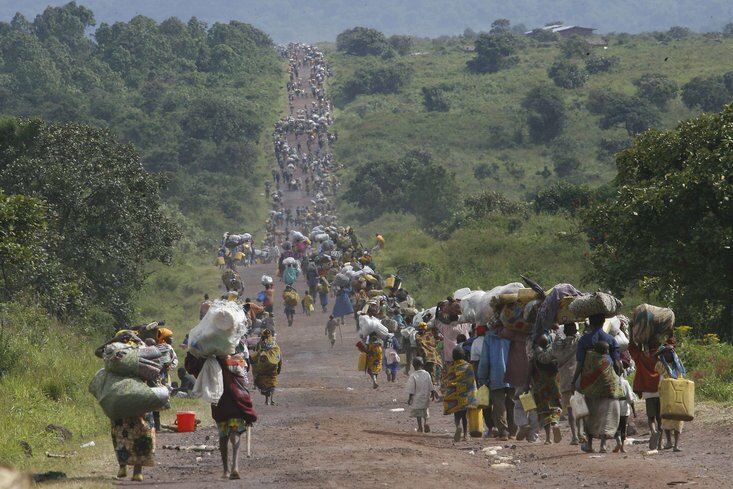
[
  {"x1": 229, "y1": 470, "x2": 240, "y2": 480},
  {"x1": 424, "y1": 425, "x2": 431, "y2": 433},
  {"x1": 131, "y1": 474, "x2": 143, "y2": 482},
  {"x1": 116, "y1": 467, "x2": 127, "y2": 479}
]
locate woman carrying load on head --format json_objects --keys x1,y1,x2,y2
[
  {"x1": 572, "y1": 314, "x2": 623, "y2": 453},
  {"x1": 185, "y1": 351, "x2": 257, "y2": 480},
  {"x1": 95, "y1": 330, "x2": 156, "y2": 482},
  {"x1": 252, "y1": 329, "x2": 282, "y2": 405},
  {"x1": 415, "y1": 322, "x2": 442, "y2": 384},
  {"x1": 365, "y1": 334, "x2": 383, "y2": 389}
]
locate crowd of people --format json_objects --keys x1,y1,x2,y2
[{"x1": 89, "y1": 43, "x2": 691, "y2": 484}]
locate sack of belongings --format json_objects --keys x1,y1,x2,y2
[
  {"x1": 188, "y1": 300, "x2": 249, "y2": 357},
  {"x1": 359, "y1": 315, "x2": 392, "y2": 340},
  {"x1": 631, "y1": 304, "x2": 675, "y2": 348},
  {"x1": 261, "y1": 275, "x2": 274, "y2": 286},
  {"x1": 89, "y1": 369, "x2": 169, "y2": 421},
  {"x1": 103, "y1": 344, "x2": 162, "y2": 382},
  {"x1": 568, "y1": 292, "x2": 622, "y2": 319}
]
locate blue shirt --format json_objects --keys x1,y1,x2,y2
[
  {"x1": 477, "y1": 331, "x2": 512, "y2": 390},
  {"x1": 576, "y1": 328, "x2": 620, "y2": 368}
]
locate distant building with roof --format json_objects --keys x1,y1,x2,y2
[{"x1": 525, "y1": 24, "x2": 596, "y2": 38}]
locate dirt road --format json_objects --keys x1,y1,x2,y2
[{"x1": 120, "y1": 46, "x2": 733, "y2": 489}]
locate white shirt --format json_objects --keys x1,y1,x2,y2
[
  {"x1": 470, "y1": 336, "x2": 484, "y2": 362},
  {"x1": 406, "y1": 369, "x2": 435, "y2": 410},
  {"x1": 619, "y1": 377, "x2": 637, "y2": 416}
]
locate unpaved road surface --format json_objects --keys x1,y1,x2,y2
[{"x1": 119, "y1": 46, "x2": 733, "y2": 489}]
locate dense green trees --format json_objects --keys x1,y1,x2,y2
[
  {"x1": 422, "y1": 85, "x2": 451, "y2": 112},
  {"x1": 587, "y1": 89, "x2": 660, "y2": 136},
  {"x1": 681, "y1": 75, "x2": 733, "y2": 112},
  {"x1": 522, "y1": 84, "x2": 566, "y2": 142},
  {"x1": 346, "y1": 150, "x2": 457, "y2": 229},
  {"x1": 633, "y1": 73, "x2": 678, "y2": 109},
  {"x1": 336, "y1": 60, "x2": 413, "y2": 104},
  {"x1": 0, "y1": 118, "x2": 179, "y2": 321},
  {"x1": 584, "y1": 105, "x2": 733, "y2": 335},
  {"x1": 467, "y1": 32, "x2": 522, "y2": 74},
  {"x1": 336, "y1": 27, "x2": 390, "y2": 56},
  {"x1": 0, "y1": 4, "x2": 282, "y2": 236},
  {"x1": 547, "y1": 60, "x2": 587, "y2": 88}
]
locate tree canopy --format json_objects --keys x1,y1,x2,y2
[
  {"x1": 0, "y1": 117, "x2": 179, "y2": 321},
  {"x1": 584, "y1": 105, "x2": 733, "y2": 335}
]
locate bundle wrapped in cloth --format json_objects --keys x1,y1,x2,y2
[
  {"x1": 189, "y1": 300, "x2": 249, "y2": 358},
  {"x1": 631, "y1": 304, "x2": 675, "y2": 348},
  {"x1": 568, "y1": 292, "x2": 622, "y2": 319},
  {"x1": 359, "y1": 315, "x2": 392, "y2": 340},
  {"x1": 187, "y1": 300, "x2": 249, "y2": 404},
  {"x1": 89, "y1": 369, "x2": 169, "y2": 421},
  {"x1": 261, "y1": 275, "x2": 273, "y2": 286},
  {"x1": 103, "y1": 344, "x2": 162, "y2": 382},
  {"x1": 461, "y1": 282, "x2": 523, "y2": 326}
]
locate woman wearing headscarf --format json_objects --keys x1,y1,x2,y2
[
  {"x1": 252, "y1": 329, "x2": 283, "y2": 405},
  {"x1": 95, "y1": 330, "x2": 157, "y2": 482},
  {"x1": 365, "y1": 334, "x2": 383, "y2": 389},
  {"x1": 415, "y1": 322, "x2": 442, "y2": 384}
]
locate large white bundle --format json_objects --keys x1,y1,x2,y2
[
  {"x1": 290, "y1": 231, "x2": 305, "y2": 242},
  {"x1": 283, "y1": 256, "x2": 298, "y2": 266},
  {"x1": 261, "y1": 275, "x2": 273, "y2": 286},
  {"x1": 460, "y1": 290, "x2": 488, "y2": 324},
  {"x1": 359, "y1": 315, "x2": 391, "y2": 340},
  {"x1": 188, "y1": 301, "x2": 248, "y2": 357},
  {"x1": 314, "y1": 233, "x2": 329, "y2": 242},
  {"x1": 400, "y1": 326, "x2": 418, "y2": 347},
  {"x1": 453, "y1": 288, "x2": 472, "y2": 300},
  {"x1": 412, "y1": 307, "x2": 437, "y2": 328},
  {"x1": 460, "y1": 283, "x2": 523, "y2": 325},
  {"x1": 241, "y1": 233, "x2": 252, "y2": 240}
]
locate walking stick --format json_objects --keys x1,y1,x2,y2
[{"x1": 246, "y1": 425, "x2": 252, "y2": 458}]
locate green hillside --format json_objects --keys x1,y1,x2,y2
[{"x1": 328, "y1": 31, "x2": 733, "y2": 202}]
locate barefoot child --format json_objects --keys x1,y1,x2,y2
[
  {"x1": 383, "y1": 337, "x2": 401, "y2": 383},
  {"x1": 406, "y1": 357, "x2": 438, "y2": 433},
  {"x1": 656, "y1": 341, "x2": 686, "y2": 452},
  {"x1": 302, "y1": 291, "x2": 314, "y2": 316},
  {"x1": 443, "y1": 346, "x2": 478, "y2": 442},
  {"x1": 529, "y1": 335, "x2": 562, "y2": 445},
  {"x1": 614, "y1": 372, "x2": 636, "y2": 453},
  {"x1": 325, "y1": 315, "x2": 338, "y2": 348}
]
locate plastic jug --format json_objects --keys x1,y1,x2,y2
[
  {"x1": 519, "y1": 392, "x2": 537, "y2": 412},
  {"x1": 467, "y1": 408, "x2": 484, "y2": 438},
  {"x1": 660, "y1": 378, "x2": 695, "y2": 421},
  {"x1": 176, "y1": 411, "x2": 196, "y2": 432},
  {"x1": 357, "y1": 352, "x2": 367, "y2": 372}
]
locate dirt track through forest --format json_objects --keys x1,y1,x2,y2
[{"x1": 121, "y1": 46, "x2": 733, "y2": 489}]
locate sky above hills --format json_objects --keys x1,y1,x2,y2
[{"x1": 1, "y1": 0, "x2": 731, "y2": 43}]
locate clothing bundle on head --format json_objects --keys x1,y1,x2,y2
[{"x1": 186, "y1": 300, "x2": 250, "y2": 404}]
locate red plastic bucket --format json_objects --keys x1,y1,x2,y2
[{"x1": 176, "y1": 411, "x2": 196, "y2": 432}]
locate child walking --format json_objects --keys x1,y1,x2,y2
[
  {"x1": 406, "y1": 357, "x2": 438, "y2": 433},
  {"x1": 529, "y1": 335, "x2": 563, "y2": 445},
  {"x1": 443, "y1": 346, "x2": 478, "y2": 442},
  {"x1": 656, "y1": 340, "x2": 686, "y2": 452},
  {"x1": 325, "y1": 315, "x2": 338, "y2": 348},
  {"x1": 302, "y1": 291, "x2": 314, "y2": 316},
  {"x1": 614, "y1": 372, "x2": 636, "y2": 453},
  {"x1": 383, "y1": 337, "x2": 401, "y2": 382}
]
